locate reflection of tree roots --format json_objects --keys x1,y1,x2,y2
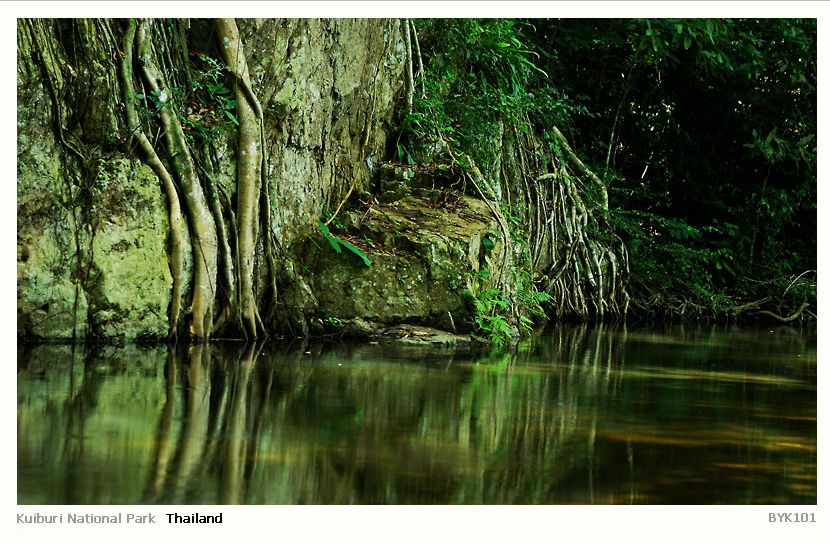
[
  {"x1": 144, "y1": 346, "x2": 178, "y2": 503},
  {"x1": 143, "y1": 341, "x2": 265, "y2": 504},
  {"x1": 222, "y1": 341, "x2": 260, "y2": 504}
]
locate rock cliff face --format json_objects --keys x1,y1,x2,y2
[
  {"x1": 17, "y1": 24, "x2": 176, "y2": 340},
  {"x1": 18, "y1": 19, "x2": 508, "y2": 342},
  {"x1": 241, "y1": 19, "x2": 406, "y2": 246}
]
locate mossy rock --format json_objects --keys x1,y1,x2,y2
[
  {"x1": 18, "y1": 157, "x2": 173, "y2": 341},
  {"x1": 305, "y1": 193, "x2": 506, "y2": 333},
  {"x1": 85, "y1": 160, "x2": 173, "y2": 340}
]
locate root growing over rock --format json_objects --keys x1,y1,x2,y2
[
  {"x1": 504, "y1": 123, "x2": 630, "y2": 320},
  {"x1": 120, "y1": 19, "x2": 189, "y2": 338}
]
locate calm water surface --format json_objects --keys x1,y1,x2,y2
[{"x1": 18, "y1": 324, "x2": 816, "y2": 504}]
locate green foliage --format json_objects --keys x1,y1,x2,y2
[
  {"x1": 481, "y1": 232, "x2": 497, "y2": 251},
  {"x1": 321, "y1": 210, "x2": 347, "y2": 231},
  {"x1": 537, "y1": 18, "x2": 815, "y2": 315},
  {"x1": 467, "y1": 287, "x2": 514, "y2": 347},
  {"x1": 401, "y1": 19, "x2": 573, "y2": 168},
  {"x1": 179, "y1": 53, "x2": 240, "y2": 143},
  {"x1": 466, "y1": 262, "x2": 552, "y2": 346},
  {"x1": 317, "y1": 221, "x2": 372, "y2": 267},
  {"x1": 515, "y1": 270, "x2": 552, "y2": 325},
  {"x1": 324, "y1": 315, "x2": 343, "y2": 327},
  {"x1": 403, "y1": 18, "x2": 815, "y2": 319},
  {"x1": 612, "y1": 208, "x2": 744, "y2": 311}
]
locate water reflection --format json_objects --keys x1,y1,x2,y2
[{"x1": 18, "y1": 324, "x2": 816, "y2": 504}]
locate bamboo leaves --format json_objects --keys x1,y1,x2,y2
[{"x1": 317, "y1": 222, "x2": 373, "y2": 267}]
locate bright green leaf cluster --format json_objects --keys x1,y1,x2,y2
[{"x1": 317, "y1": 221, "x2": 372, "y2": 267}]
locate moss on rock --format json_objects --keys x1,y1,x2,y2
[
  {"x1": 305, "y1": 190, "x2": 506, "y2": 333},
  {"x1": 85, "y1": 160, "x2": 173, "y2": 340},
  {"x1": 18, "y1": 155, "x2": 173, "y2": 341}
]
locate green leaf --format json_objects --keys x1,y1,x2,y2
[
  {"x1": 318, "y1": 221, "x2": 342, "y2": 253},
  {"x1": 684, "y1": 35, "x2": 692, "y2": 50},
  {"x1": 224, "y1": 110, "x2": 240, "y2": 126},
  {"x1": 482, "y1": 235, "x2": 495, "y2": 251},
  {"x1": 338, "y1": 239, "x2": 372, "y2": 267},
  {"x1": 212, "y1": 83, "x2": 231, "y2": 95},
  {"x1": 325, "y1": 236, "x2": 342, "y2": 253},
  {"x1": 317, "y1": 221, "x2": 371, "y2": 266}
]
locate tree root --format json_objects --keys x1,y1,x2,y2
[
  {"x1": 460, "y1": 153, "x2": 513, "y2": 291},
  {"x1": 507, "y1": 125, "x2": 628, "y2": 320},
  {"x1": 215, "y1": 18, "x2": 269, "y2": 338},
  {"x1": 403, "y1": 19, "x2": 415, "y2": 115},
  {"x1": 751, "y1": 302, "x2": 810, "y2": 323},
  {"x1": 550, "y1": 126, "x2": 608, "y2": 212},
  {"x1": 136, "y1": 19, "x2": 218, "y2": 340},
  {"x1": 120, "y1": 19, "x2": 188, "y2": 337},
  {"x1": 200, "y1": 150, "x2": 237, "y2": 317}
]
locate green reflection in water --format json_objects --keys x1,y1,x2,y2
[{"x1": 18, "y1": 324, "x2": 816, "y2": 504}]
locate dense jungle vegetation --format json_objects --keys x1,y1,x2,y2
[
  {"x1": 17, "y1": 18, "x2": 816, "y2": 345},
  {"x1": 399, "y1": 18, "x2": 816, "y2": 326}
]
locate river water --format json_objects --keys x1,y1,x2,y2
[{"x1": 17, "y1": 324, "x2": 816, "y2": 505}]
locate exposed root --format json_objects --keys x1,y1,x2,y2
[
  {"x1": 751, "y1": 302, "x2": 810, "y2": 323},
  {"x1": 550, "y1": 126, "x2": 608, "y2": 212},
  {"x1": 457, "y1": 152, "x2": 513, "y2": 292},
  {"x1": 403, "y1": 19, "x2": 415, "y2": 116},
  {"x1": 325, "y1": 177, "x2": 355, "y2": 227},
  {"x1": 410, "y1": 20, "x2": 426, "y2": 98},
  {"x1": 120, "y1": 19, "x2": 188, "y2": 337},
  {"x1": 216, "y1": 18, "x2": 274, "y2": 338},
  {"x1": 136, "y1": 19, "x2": 218, "y2": 340},
  {"x1": 505, "y1": 124, "x2": 629, "y2": 320},
  {"x1": 200, "y1": 150, "x2": 237, "y2": 317}
]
